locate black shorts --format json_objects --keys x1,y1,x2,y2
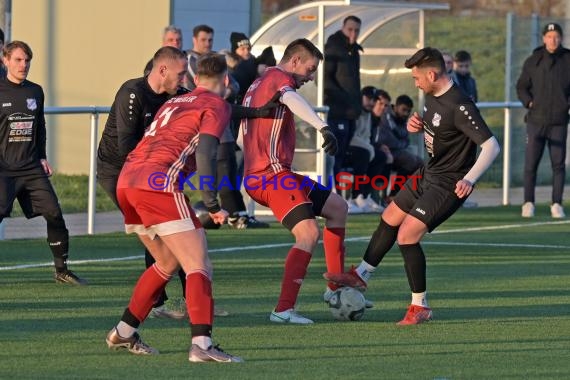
[
  {"x1": 393, "y1": 168, "x2": 466, "y2": 232},
  {"x1": 0, "y1": 170, "x2": 63, "y2": 219}
]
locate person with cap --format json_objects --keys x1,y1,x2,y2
[
  {"x1": 229, "y1": 32, "x2": 257, "y2": 103},
  {"x1": 517, "y1": 22, "x2": 570, "y2": 219}
]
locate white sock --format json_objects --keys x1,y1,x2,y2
[
  {"x1": 411, "y1": 292, "x2": 428, "y2": 308},
  {"x1": 116, "y1": 321, "x2": 136, "y2": 338},
  {"x1": 192, "y1": 335, "x2": 212, "y2": 350},
  {"x1": 355, "y1": 261, "x2": 376, "y2": 283}
]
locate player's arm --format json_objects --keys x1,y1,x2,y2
[
  {"x1": 231, "y1": 91, "x2": 281, "y2": 119},
  {"x1": 35, "y1": 88, "x2": 53, "y2": 175},
  {"x1": 195, "y1": 133, "x2": 221, "y2": 213},
  {"x1": 454, "y1": 103, "x2": 500, "y2": 198},
  {"x1": 407, "y1": 112, "x2": 424, "y2": 133},
  {"x1": 115, "y1": 87, "x2": 143, "y2": 160},
  {"x1": 515, "y1": 59, "x2": 533, "y2": 108},
  {"x1": 280, "y1": 90, "x2": 338, "y2": 155},
  {"x1": 35, "y1": 88, "x2": 48, "y2": 161}
]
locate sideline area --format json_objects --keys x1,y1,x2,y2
[{"x1": 0, "y1": 186, "x2": 558, "y2": 239}]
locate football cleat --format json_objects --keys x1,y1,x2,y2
[
  {"x1": 323, "y1": 266, "x2": 367, "y2": 291},
  {"x1": 397, "y1": 304, "x2": 433, "y2": 325},
  {"x1": 323, "y1": 287, "x2": 373, "y2": 308},
  {"x1": 228, "y1": 215, "x2": 270, "y2": 229},
  {"x1": 106, "y1": 328, "x2": 159, "y2": 355},
  {"x1": 189, "y1": 344, "x2": 243, "y2": 363},
  {"x1": 149, "y1": 304, "x2": 186, "y2": 320},
  {"x1": 54, "y1": 270, "x2": 88, "y2": 285},
  {"x1": 269, "y1": 308, "x2": 314, "y2": 324}
]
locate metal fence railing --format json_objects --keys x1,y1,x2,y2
[{"x1": 0, "y1": 102, "x2": 529, "y2": 239}]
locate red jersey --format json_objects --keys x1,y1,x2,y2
[
  {"x1": 117, "y1": 87, "x2": 230, "y2": 192},
  {"x1": 240, "y1": 67, "x2": 297, "y2": 177}
]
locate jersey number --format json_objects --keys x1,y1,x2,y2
[{"x1": 144, "y1": 106, "x2": 178, "y2": 137}]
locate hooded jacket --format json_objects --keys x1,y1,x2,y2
[
  {"x1": 516, "y1": 45, "x2": 570, "y2": 126},
  {"x1": 324, "y1": 30, "x2": 363, "y2": 120}
]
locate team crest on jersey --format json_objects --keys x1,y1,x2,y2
[
  {"x1": 432, "y1": 112, "x2": 441, "y2": 127},
  {"x1": 26, "y1": 98, "x2": 37, "y2": 111}
]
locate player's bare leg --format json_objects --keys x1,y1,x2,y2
[{"x1": 159, "y1": 229, "x2": 242, "y2": 362}]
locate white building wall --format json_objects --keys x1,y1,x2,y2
[{"x1": 172, "y1": 0, "x2": 252, "y2": 53}]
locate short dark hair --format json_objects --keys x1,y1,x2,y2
[
  {"x1": 376, "y1": 89, "x2": 391, "y2": 102},
  {"x1": 343, "y1": 15, "x2": 361, "y2": 25},
  {"x1": 3, "y1": 40, "x2": 33, "y2": 60},
  {"x1": 193, "y1": 24, "x2": 214, "y2": 37},
  {"x1": 152, "y1": 46, "x2": 186, "y2": 66},
  {"x1": 0, "y1": 28, "x2": 4, "y2": 44},
  {"x1": 454, "y1": 50, "x2": 472, "y2": 62},
  {"x1": 196, "y1": 53, "x2": 227, "y2": 78},
  {"x1": 281, "y1": 38, "x2": 323, "y2": 63},
  {"x1": 404, "y1": 47, "x2": 445, "y2": 74},
  {"x1": 396, "y1": 94, "x2": 413, "y2": 108}
]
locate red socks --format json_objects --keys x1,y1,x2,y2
[
  {"x1": 127, "y1": 264, "x2": 171, "y2": 322},
  {"x1": 186, "y1": 271, "x2": 214, "y2": 326},
  {"x1": 323, "y1": 227, "x2": 345, "y2": 290},
  {"x1": 275, "y1": 248, "x2": 312, "y2": 312}
]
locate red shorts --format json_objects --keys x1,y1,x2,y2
[
  {"x1": 117, "y1": 188, "x2": 202, "y2": 238},
  {"x1": 245, "y1": 171, "x2": 314, "y2": 222}
]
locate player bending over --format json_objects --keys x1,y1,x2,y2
[
  {"x1": 106, "y1": 53, "x2": 242, "y2": 362},
  {"x1": 325, "y1": 47, "x2": 500, "y2": 325},
  {"x1": 239, "y1": 38, "x2": 366, "y2": 324}
]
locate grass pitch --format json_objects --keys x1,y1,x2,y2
[{"x1": 1, "y1": 206, "x2": 569, "y2": 379}]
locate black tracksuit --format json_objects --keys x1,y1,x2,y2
[
  {"x1": 0, "y1": 77, "x2": 70, "y2": 270},
  {"x1": 516, "y1": 45, "x2": 570, "y2": 204}
]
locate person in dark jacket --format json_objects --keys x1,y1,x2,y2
[
  {"x1": 516, "y1": 22, "x2": 570, "y2": 219},
  {"x1": 324, "y1": 15, "x2": 363, "y2": 177},
  {"x1": 451, "y1": 50, "x2": 478, "y2": 103},
  {"x1": 377, "y1": 94, "x2": 424, "y2": 197}
]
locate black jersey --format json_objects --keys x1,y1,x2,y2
[
  {"x1": 97, "y1": 77, "x2": 187, "y2": 172},
  {"x1": 422, "y1": 84, "x2": 493, "y2": 182},
  {"x1": 0, "y1": 77, "x2": 46, "y2": 174}
]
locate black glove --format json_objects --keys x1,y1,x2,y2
[
  {"x1": 254, "y1": 91, "x2": 281, "y2": 118},
  {"x1": 320, "y1": 126, "x2": 338, "y2": 155}
]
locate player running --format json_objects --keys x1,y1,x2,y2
[
  {"x1": 325, "y1": 47, "x2": 500, "y2": 325},
  {"x1": 106, "y1": 53, "x2": 242, "y2": 362},
  {"x1": 238, "y1": 38, "x2": 355, "y2": 324},
  {"x1": 0, "y1": 41, "x2": 86, "y2": 285}
]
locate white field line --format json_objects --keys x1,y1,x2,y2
[{"x1": 1, "y1": 220, "x2": 569, "y2": 271}]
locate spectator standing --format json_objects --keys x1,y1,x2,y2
[
  {"x1": 516, "y1": 22, "x2": 570, "y2": 218},
  {"x1": 324, "y1": 15, "x2": 363, "y2": 177},
  {"x1": 451, "y1": 50, "x2": 478, "y2": 102}
]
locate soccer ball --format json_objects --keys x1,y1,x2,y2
[{"x1": 328, "y1": 287, "x2": 366, "y2": 321}]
